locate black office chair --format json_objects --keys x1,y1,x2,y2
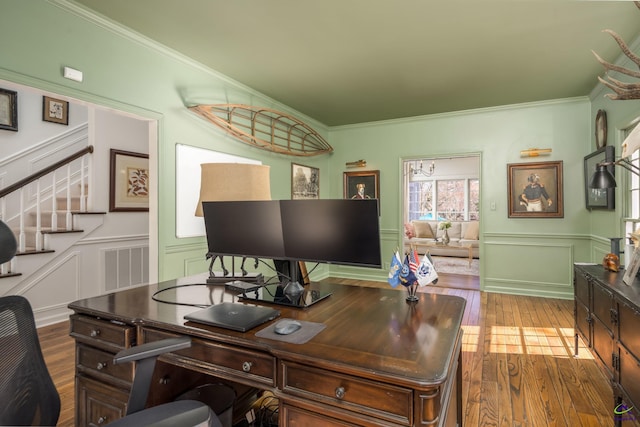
[{"x1": 0, "y1": 220, "x2": 222, "y2": 427}]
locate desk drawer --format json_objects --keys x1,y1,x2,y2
[
  {"x1": 281, "y1": 360, "x2": 412, "y2": 425},
  {"x1": 76, "y1": 374, "x2": 129, "y2": 427},
  {"x1": 70, "y1": 315, "x2": 135, "y2": 351},
  {"x1": 77, "y1": 343, "x2": 135, "y2": 384},
  {"x1": 142, "y1": 328, "x2": 276, "y2": 387}
]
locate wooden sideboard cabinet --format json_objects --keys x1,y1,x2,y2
[{"x1": 574, "y1": 264, "x2": 640, "y2": 425}]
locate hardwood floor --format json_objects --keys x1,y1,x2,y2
[
  {"x1": 38, "y1": 320, "x2": 76, "y2": 427},
  {"x1": 38, "y1": 275, "x2": 634, "y2": 426}
]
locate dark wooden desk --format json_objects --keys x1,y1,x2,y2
[{"x1": 69, "y1": 274, "x2": 465, "y2": 426}]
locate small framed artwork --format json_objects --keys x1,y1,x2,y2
[
  {"x1": 507, "y1": 161, "x2": 563, "y2": 218},
  {"x1": 0, "y1": 88, "x2": 18, "y2": 131},
  {"x1": 343, "y1": 170, "x2": 380, "y2": 201},
  {"x1": 623, "y1": 246, "x2": 640, "y2": 285},
  {"x1": 42, "y1": 96, "x2": 69, "y2": 125},
  {"x1": 584, "y1": 146, "x2": 615, "y2": 210},
  {"x1": 291, "y1": 163, "x2": 319, "y2": 199},
  {"x1": 109, "y1": 149, "x2": 149, "y2": 212}
]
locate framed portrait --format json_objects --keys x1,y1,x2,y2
[
  {"x1": 291, "y1": 163, "x2": 319, "y2": 199},
  {"x1": 623, "y1": 246, "x2": 640, "y2": 285},
  {"x1": 507, "y1": 161, "x2": 563, "y2": 218},
  {"x1": 109, "y1": 149, "x2": 149, "y2": 212},
  {"x1": 343, "y1": 170, "x2": 380, "y2": 201},
  {"x1": 0, "y1": 88, "x2": 18, "y2": 131},
  {"x1": 584, "y1": 146, "x2": 615, "y2": 210},
  {"x1": 42, "y1": 96, "x2": 69, "y2": 125}
]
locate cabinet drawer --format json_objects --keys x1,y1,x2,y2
[
  {"x1": 618, "y1": 302, "x2": 640, "y2": 357},
  {"x1": 281, "y1": 402, "x2": 357, "y2": 426},
  {"x1": 574, "y1": 272, "x2": 590, "y2": 307},
  {"x1": 77, "y1": 343, "x2": 134, "y2": 384},
  {"x1": 619, "y1": 345, "x2": 640, "y2": 411},
  {"x1": 76, "y1": 374, "x2": 129, "y2": 427},
  {"x1": 592, "y1": 317, "x2": 614, "y2": 378},
  {"x1": 141, "y1": 328, "x2": 276, "y2": 387},
  {"x1": 575, "y1": 300, "x2": 590, "y2": 346},
  {"x1": 592, "y1": 284, "x2": 614, "y2": 330},
  {"x1": 281, "y1": 360, "x2": 412, "y2": 425},
  {"x1": 70, "y1": 315, "x2": 135, "y2": 352}
]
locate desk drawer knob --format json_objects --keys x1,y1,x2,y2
[
  {"x1": 242, "y1": 361, "x2": 253, "y2": 372},
  {"x1": 97, "y1": 416, "x2": 108, "y2": 424},
  {"x1": 90, "y1": 329, "x2": 101, "y2": 337},
  {"x1": 335, "y1": 386, "x2": 346, "y2": 399},
  {"x1": 96, "y1": 362, "x2": 108, "y2": 370}
]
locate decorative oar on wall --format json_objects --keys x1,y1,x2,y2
[{"x1": 189, "y1": 104, "x2": 333, "y2": 157}]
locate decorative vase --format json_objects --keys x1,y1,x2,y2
[{"x1": 442, "y1": 229, "x2": 450, "y2": 245}]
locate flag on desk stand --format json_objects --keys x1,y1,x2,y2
[
  {"x1": 388, "y1": 251, "x2": 402, "y2": 288},
  {"x1": 416, "y1": 252, "x2": 439, "y2": 286},
  {"x1": 399, "y1": 254, "x2": 417, "y2": 286},
  {"x1": 408, "y1": 249, "x2": 420, "y2": 273}
]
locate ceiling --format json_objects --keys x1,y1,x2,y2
[{"x1": 72, "y1": 0, "x2": 640, "y2": 126}]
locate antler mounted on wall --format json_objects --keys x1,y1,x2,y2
[{"x1": 592, "y1": 1, "x2": 640, "y2": 100}]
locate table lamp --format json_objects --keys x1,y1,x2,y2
[{"x1": 195, "y1": 163, "x2": 271, "y2": 283}]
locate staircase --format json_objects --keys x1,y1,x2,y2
[{"x1": 0, "y1": 146, "x2": 102, "y2": 285}]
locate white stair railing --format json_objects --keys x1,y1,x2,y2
[{"x1": 0, "y1": 146, "x2": 94, "y2": 264}]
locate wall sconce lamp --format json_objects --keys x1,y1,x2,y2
[
  {"x1": 407, "y1": 161, "x2": 435, "y2": 177},
  {"x1": 346, "y1": 159, "x2": 367, "y2": 168},
  {"x1": 520, "y1": 148, "x2": 552, "y2": 157},
  {"x1": 590, "y1": 124, "x2": 640, "y2": 189},
  {"x1": 589, "y1": 158, "x2": 640, "y2": 189}
]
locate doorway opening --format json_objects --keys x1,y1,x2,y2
[{"x1": 402, "y1": 155, "x2": 480, "y2": 289}]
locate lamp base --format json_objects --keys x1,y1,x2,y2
[{"x1": 207, "y1": 272, "x2": 263, "y2": 285}]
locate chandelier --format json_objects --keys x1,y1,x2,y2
[{"x1": 408, "y1": 160, "x2": 435, "y2": 178}]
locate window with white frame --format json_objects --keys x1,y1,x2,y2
[
  {"x1": 404, "y1": 157, "x2": 480, "y2": 222},
  {"x1": 624, "y1": 124, "x2": 640, "y2": 243}
]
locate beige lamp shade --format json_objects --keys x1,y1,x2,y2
[{"x1": 195, "y1": 163, "x2": 271, "y2": 216}]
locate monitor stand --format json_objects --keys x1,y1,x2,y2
[
  {"x1": 206, "y1": 252, "x2": 264, "y2": 284},
  {"x1": 283, "y1": 280, "x2": 304, "y2": 297}
]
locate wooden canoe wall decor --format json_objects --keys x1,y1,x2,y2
[{"x1": 189, "y1": 104, "x2": 333, "y2": 157}]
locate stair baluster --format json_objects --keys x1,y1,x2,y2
[
  {"x1": 35, "y1": 180, "x2": 42, "y2": 251},
  {"x1": 65, "y1": 165, "x2": 72, "y2": 231},
  {"x1": 18, "y1": 188, "x2": 25, "y2": 253},
  {"x1": 51, "y1": 170, "x2": 58, "y2": 233}
]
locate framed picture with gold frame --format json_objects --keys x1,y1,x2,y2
[
  {"x1": 507, "y1": 161, "x2": 563, "y2": 218},
  {"x1": 343, "y1": 170, "x2": 379, "y2": 201},
  {"x1": 42, "y1": 96, "x2": 69, "y2": 125}
]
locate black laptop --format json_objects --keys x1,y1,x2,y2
[{"x1": 184, "y1": 302, "x2": 280, "y2": 332}]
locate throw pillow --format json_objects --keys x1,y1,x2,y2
[
  {"x1": 404, "y1": 222, "x2": 415, "y2": 238},
  {"x1": 413, "y1": 221, "x2": 434, "y2": 238},
  {"x1": 463, "y1": 221, "x2": 479, "y2": 240}
]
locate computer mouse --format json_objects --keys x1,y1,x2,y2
[{"x1": 274, "y1": 319, "x2": 302, "y2": 335}]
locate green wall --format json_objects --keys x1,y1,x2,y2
[
  {"x1": 328, "y1": 100, "x2": 594, "y2": 298},
  {"x1": 4, "y1": 0, "x2": 639, "y2": 298},
  {"x1": 1, "y1": 0, "x2": 331, "y2": 282}
]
